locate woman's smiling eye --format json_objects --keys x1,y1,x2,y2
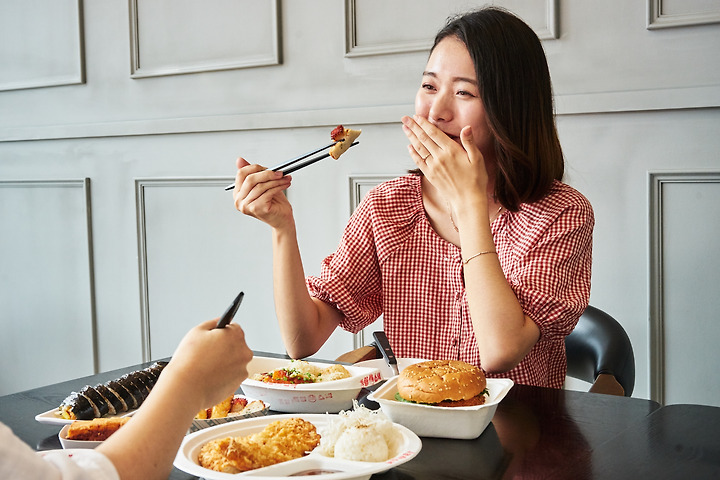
[
  {"x1": 457, "y1": 89, "x2": 476, "y2": 97},
  {"x1": 422, "y1": 83, "x2": 437, "y2": 91}
]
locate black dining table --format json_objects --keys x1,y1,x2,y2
[{"x1": 2, "y1": 353, "x2": 719, "y2": 479}]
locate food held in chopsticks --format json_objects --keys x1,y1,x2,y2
[
  {"x1": 66, "y1": 417, "x2": 131, "y2": 441},
  {"x1": 329, "y1": 125, "x2": 362, "y2": 159},
  {"x1": 394, "y1": 359, "x2": 489, "y2": 407},
  {"x1": 198, "y1": 418, "x2": 321, "y2": 473},
  {"x1": 195, "y1": 395, "x2": 267, "y2": 420},
  {"x1": 317, "y1": 402, "x2": 403, "y2": 462},
  {"x1": 224, "y1": 125, "x2": 361, "y2": 189},
  {"x1": 58, "y1": 361, "x2": 167, "y2": 420},
  {"x1": 250, "y1": 360, "x2": 351, "y2": 384}
]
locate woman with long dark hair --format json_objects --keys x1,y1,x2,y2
[{"x1": 232, "y1": 6, "x2": 593, "y2": 388}]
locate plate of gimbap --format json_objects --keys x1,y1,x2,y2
[
  {"x1": 35, "y1": 361, "x2": 167, "y2": 425},
  {"x1": 36, "y1": 405, "x2": 138, "y2": 425}
]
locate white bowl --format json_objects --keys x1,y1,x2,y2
[
  {"x1": 367, "y1": 376, "x2": 514, "y2": 439},
  {"x1": 58, "y1": 424, "x2": 103, "y2": 449},
  {"x1": 173, "y1": 413, "x2": 422, "y2": 480},
  {"x1": 240, "y1": 357, "x2": 382, "y2": 413}
]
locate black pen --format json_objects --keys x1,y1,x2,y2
[{"x1": 215, "y1": 291, "x2": 244, "y2": 328}]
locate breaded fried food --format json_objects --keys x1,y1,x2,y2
[
  {"x1": 195, "y1": 396, "x2": 267, "y2": 420},
  {"x1": 210, "y1": 395, "x2": 233, "y2": 418},
  {"x1": 198, "y1": 418, "x2": 320, "y2": 473},
  {"x1": 66, "y1": 416, "x2": 130, "y2": 441},
  {"x1": 239, "y1": 399, "x2": 266, "y2": 415}
]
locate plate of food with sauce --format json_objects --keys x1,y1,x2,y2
[{"x1": 239, "y1": 357, "x2": 382, "y2": 413}]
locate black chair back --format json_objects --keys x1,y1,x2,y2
[{"x1": 565, "y1": 305, "x2": 635, "y2": 396}]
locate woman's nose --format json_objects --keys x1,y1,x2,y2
[{"x1": 428, "y1": 91, "x2": 453, "y2": 124}]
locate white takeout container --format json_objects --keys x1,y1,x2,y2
[
  {"x1": 59, "y1": 424, "x2": 104, "y2": 449},
  {"x1": 173, "y1": 413, "x2": 422, "y2": 480},
  {"x1": 239, "y1": 357, "x2": 382, "y2": 413},
  {"x1": 368, "y1": 376, "x2": 514, "y2": 439}
]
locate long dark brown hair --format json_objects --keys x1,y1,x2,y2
[{"x1": 416, "y1": 7, "x2": 564, "y2": 211}]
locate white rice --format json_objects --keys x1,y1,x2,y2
[{"x1": 318, "y1": 401, "x2": 403, "y2": 462}]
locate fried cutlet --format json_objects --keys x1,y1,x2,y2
[{"x1": 198, "y1": 417, "x2": 321, "y2": 473}]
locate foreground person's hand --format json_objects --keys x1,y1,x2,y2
[{"x1": 98, "y1": 319, "x2": 253, "y2": 480}]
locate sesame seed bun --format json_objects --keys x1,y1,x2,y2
[{"x1": 396, "y1": 360, "x2": 487, "y2": 406}]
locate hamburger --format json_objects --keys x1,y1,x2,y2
[{"x1": 395, "y1": 360, "x2": 488, "y2": 407}]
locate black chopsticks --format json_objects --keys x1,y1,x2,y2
[
  {"x1": 269, "y1": 140, "x2": 340, "y2": 173},
  {"x1": 224, "y1": 140, "x2": 359, "y2": 191},
  {"x1": 280, "y1": 141, "x2": 359, "y2": 175},
  {"x1": 215, "y1": 291, "x2": 244, "y2": 328}
]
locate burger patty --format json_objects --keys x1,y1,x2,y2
[
  {"x1": 394, "y1": 391, "x2": 487, "y2": 407},
  {"x1": 436, "y1": 395, "x2": 486, "y2": 407}
]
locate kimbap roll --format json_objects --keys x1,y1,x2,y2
[
  {"x1": 59, "y1": 392, "x2": 96, "y2": 420},
  {"x1": 106, "y1": 380, "x2": 137, "y2": 410},
  {"x1": 93, "y1": 384, "x2": 124, "y2": 415},
  {"x1": 78, "y1": 386, "x2": 110, "y2": 417}
]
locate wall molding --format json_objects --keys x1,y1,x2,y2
[
  {"x1": 2, "y1": 88, "x2": 719, "y2": 144},
  {"x1": 344, "y1": 0, "x2": 429, "y2": 57},
  {"x1": 648, "y1": 170, "x2": 720, "y2": 404},
  {"x1": 0, "y1": 178, "x2": 98, "y2": 372},
  {"x1": 527, "y1": 0, "x2": 559, "y2": 40},
  {"x1": 128, "y1": 0, "x2": 280, "y2": 78},
  {"x1": 134, "y1": 177, "x2": 232, "y2": 361},
  {"x1": 0, "y1": 0, "x2": 85, "y2": 92},
  {"x1": 647, "y1": 0, "x2": 720, "y2": 29},
  {"x1": 344, "y1": 0, "x2": 557, "y2": 57}
]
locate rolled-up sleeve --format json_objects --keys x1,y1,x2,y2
[{"x1": 508, "y1": 199, "x2": 594, "y2": 340}]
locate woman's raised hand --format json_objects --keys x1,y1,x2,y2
[
  {"x1": 401, "y1": 115, "x2": 487, "y2": 206},
  {"x1": 232, "y1": 157, "x2": 294, "y2": 229}
]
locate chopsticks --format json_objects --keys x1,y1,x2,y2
[
  {"x1": 215, "y1": 291, "x2": 244, "y2": 328},
  {"x1": 223, "y1": 140, "x2": 359, "y2": 191},
  {"x1": 269, "y1": 140, "x2": 340, "y2": 173}
]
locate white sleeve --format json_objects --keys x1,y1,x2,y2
[
  {"x1": 39, "y1": 449, "x2": 120, "y2": 480},
  {"x1": 0, "y1": 422, "x2": 120, "y2": 480}
]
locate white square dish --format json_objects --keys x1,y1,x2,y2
[
  {"x1": 240, "y1": 357, "x2": 382, "y2": 413},
  {"x1": 367, "y1": 376, "x2": 514, "y2": 439}
]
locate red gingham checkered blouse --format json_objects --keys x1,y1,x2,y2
[{"x1": 306, "y1": 175, "x2": 594, "y2": 388}]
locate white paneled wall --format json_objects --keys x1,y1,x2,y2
[
  {"x1": 1, "y1": 0, "x2": 718, "y2": 404},
  {"x1": 0, "y1": 0, "x2": 84, "y2": 91}
]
